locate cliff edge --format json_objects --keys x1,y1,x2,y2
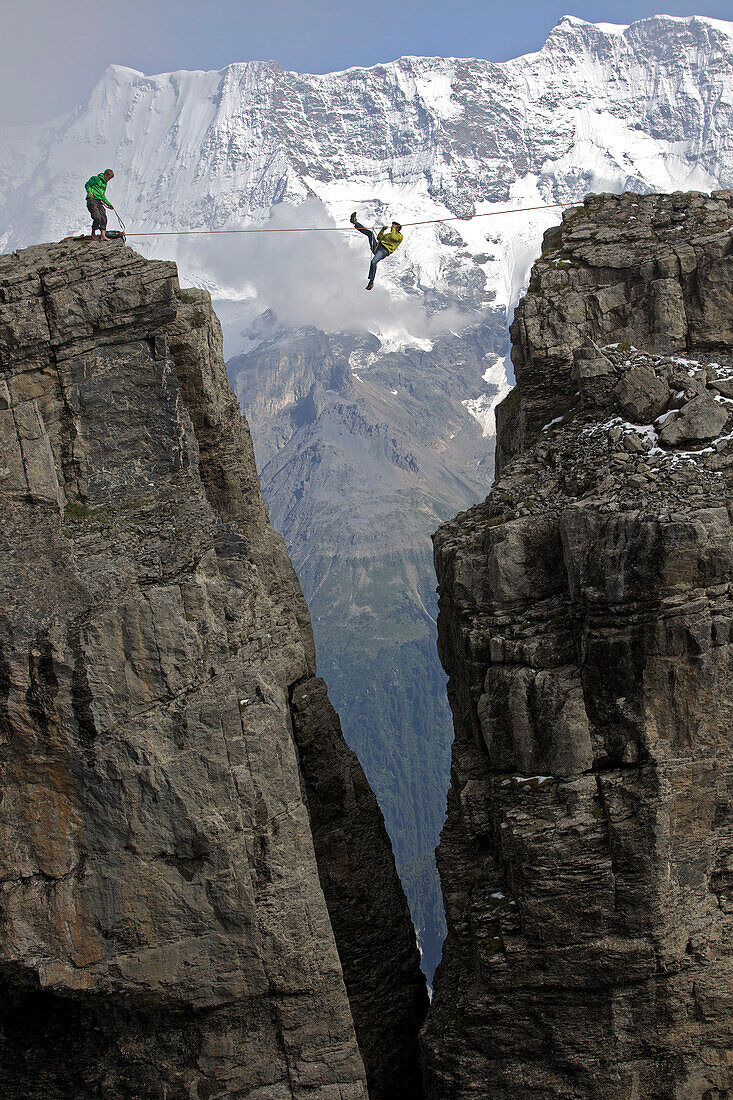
[
  {"x1": 424, "y1": 190, "x2": 733, "y2": 1098},
  {"x1": 0, "y1": 240, "x2": 427, "y2": 1098}
]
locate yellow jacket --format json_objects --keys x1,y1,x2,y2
[{"x1": 377, "y1": 227, "x2": 403, "y2": 254}]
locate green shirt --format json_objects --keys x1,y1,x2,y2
[
  {"x1": 85, "y1": 174, "x2": 112, "y2": 207},
  {"x1": 377, "y1": 227, "x2": 403, "y2": 255}
]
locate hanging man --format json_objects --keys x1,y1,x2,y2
[
  {"x1": 350, "y1": 212, "x2": 403, "y2": 290},
  {"x1": 85, "y1": 169, "x2": 115, "y2": 241}
]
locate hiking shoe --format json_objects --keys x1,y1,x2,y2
[
  {"x1": 366, "y1": 280, "x2": 374, "y2": 290},
  {"x1": 350, "y1": 212, "x2": 357, "y2": 225}
]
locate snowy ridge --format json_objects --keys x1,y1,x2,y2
[{"x1": 0, "y1": 14, "x2": 732, "y2": 431}]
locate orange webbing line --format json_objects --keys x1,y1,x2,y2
[{"x1": 123, "y1": 201, "x2": 582, "y2": 237}]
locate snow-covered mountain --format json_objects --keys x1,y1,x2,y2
[
  {"x1": 1, "y1": 14, "x2": 731, "y2": 403},
  {"x1": 2, "y1": 14, "x2": 732, "y2": 330},
  {"x1": 2, "y1": 13, "x2": 732, "y2": 977}
]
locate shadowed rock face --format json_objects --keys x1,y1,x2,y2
[
  {"x1": 423, "y1": 191, "x2": 733, "y2": 1098},
  {"x1": 0, "y1": 240, "x2": 426, "y2": 1098},
  {"x1": 290, "y1": 678, "x2": 428, "y2": 1099}
]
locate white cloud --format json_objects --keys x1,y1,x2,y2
[{"x1": 171, "y1": 198, "x2": 479, "y2": 341}]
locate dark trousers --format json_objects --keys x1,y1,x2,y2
[
  {"x1": 87, "y1": 197, "x2": 107, "y2": 233},
  {"x1": 354, "y1": 221, "x2": 388, "y2": 282}
]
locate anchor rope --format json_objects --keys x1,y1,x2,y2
[{"x1": 121, "y1": 200, "x2": 582, "y2": 237}]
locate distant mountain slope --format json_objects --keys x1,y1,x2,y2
[
  {"x1": 227, "y1": 320, "x2": 503, "y2": 974},
  {"x1": 2, "y1": 13, "x2": 732, "y2": 978}
]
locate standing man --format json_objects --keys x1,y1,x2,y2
[
  {"x1": 85, "y1": 169, "x2": 115, "y2": 241},
  {"x1": 350, "y1": 212, "x2": 403, "y2": 290}
]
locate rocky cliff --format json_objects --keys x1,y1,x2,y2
[
  {"x1": 423, "y1": 190, "x2": 733, "y2": 1097},
  {"x1": 0, "y1": 240, "x2": 427, "y2": 1098},
  {"x1": 5, "y1": 17, "x2": 733, "y2": 987}
]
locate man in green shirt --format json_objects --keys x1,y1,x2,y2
[
  {"x1": 350, "y1": 212, "x2": 403, "y2": 289},
  {"x1": 85, "y1": 169, "x2": 115, "y2": 241}
]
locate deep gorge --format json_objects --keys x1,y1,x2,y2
[{"x1": 2, "y1": 187, "x2": 733, "y2": 1097}]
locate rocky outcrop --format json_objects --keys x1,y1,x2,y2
[
  {"x1": 0, "y1": 240, "x2": 426, "y2": 1098},
  {"x1": 423, "y1": 191, "x2": 733, "y2": 1098},
  {"x1": 497, "y1": 189, "x2": 733, "y2": 471}
]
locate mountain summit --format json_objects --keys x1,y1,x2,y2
[{"x1": 1, "y1": 14, "x2": 732, "y2": 310}]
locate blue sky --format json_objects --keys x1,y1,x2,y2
[{"x1": 2, "y1": 0, "x2": 732, "y2": 125}]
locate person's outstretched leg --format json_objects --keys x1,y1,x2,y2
[
  {"x1": 367, "y1": 245, "x2": 388, "y2": 289},
  {"x1": 351, "y1": 213, "x2": 389, "y2": 289},
  {"x1": 350, "y1": 213, "x2": 379, "y2": 253}
]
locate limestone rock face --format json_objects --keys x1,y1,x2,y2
[
  {"x1": 0, "y1": 240, "x2": 426, "y2": 1098},
  {"x1": 423, "y1": 192, "x2": 733, "y2": 1098}
]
